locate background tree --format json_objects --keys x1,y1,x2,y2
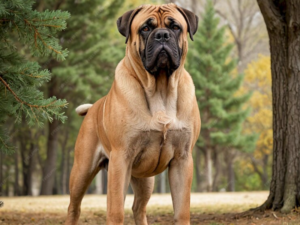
[
  {"x1": 213, "y1": 0, "x2": 268, "y2": 73},
  {"x1": 32, "y1": 0, "x2": 123, "y2": 195},
  {"x1": 170, "y1": 0, "x2": 268, "y2": 73},
  {"x1": 243, "y1": 55, "x2": 272, "y2": 189},
  {"x1": 0, "y1": 0, "x2": 276, "y2": 197},
  {"x1": 187, "y1": 0, "x2": 256, "y2": 192},
  {"x1": 0, "y1": 0, "x2": 69, "y2": 154},
  {"x1": 255, "y1": 0, "x2": 300, "y2": 213}
]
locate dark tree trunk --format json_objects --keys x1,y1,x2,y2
[
  {"x1": 66, "y1": 147, "x2": 72, "y2": 194},
  {"x1": 226, "y1": 150, "x2": 235, "y2": 192},
  {"x1": 257, "y1": 0, "x2": 300, "y2": 213},
  {"x1": 40, "y1": 119, "x2": 59, "y2": 195},
  {"x1": 40, "y1": 78, "x2": 59, "y2": 195},
  {"x1": 5, "y1": 168, "x2": 9, "y2": 196},
  {"x1": 14, "y1": 150, "x2": 19, "y2": 196},
  {"x1": 60, "y1": 148, "x2": 66, "y2": 194},
  {"x1": 20, "y1": 140, "x2": 34, "y2": 196},
  {"x1": 53, "y1": 172, "x2": 58, "y2": 195},
  {"x1": 212, "y1": 149, "x2": 220, "y2": 192},
  {"x1": 156, "y1": 173, "x2": 161, "y2": 193},
  {"x1": 59, "y1": 149, "x2": 64, "y2": 194},
  {"x1": 60, "y1": 131, "x2": 68, "y2": 194},
  {"x1": 0, "y1": 152, "x2": 2, "y2": 196}
]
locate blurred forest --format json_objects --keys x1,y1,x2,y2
[{"x1": 0, "y1": 0, "x2": 271, "y2": 196}]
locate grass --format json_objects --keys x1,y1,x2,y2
[{"x1": 0, "y1": 192, "x2": 300, "y2": 224}]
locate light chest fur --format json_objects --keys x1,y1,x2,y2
[{"x1": 128, "y1": 71, "x2": 191, "y2": 177}]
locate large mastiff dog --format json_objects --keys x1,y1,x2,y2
[{"x1": 66, "y1": 3, "x2": 200, "y2": 225}]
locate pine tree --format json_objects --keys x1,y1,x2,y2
[
  {"x1": 0, "y1": 0, "x2": 70, "y2": 154},
  {"x1": 32, "y1": 0, "x2": 124, "y2": 195},
  {"x1": 187, "y1": 0, "x2": 256, "y2": 192}
]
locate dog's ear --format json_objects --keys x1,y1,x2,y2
[
  {"x1": 176, "y1": 6, "x2": 199, "y2": 41},
  {"x1": 117, "y1": 7, "x2": 142, "y2": 44}
]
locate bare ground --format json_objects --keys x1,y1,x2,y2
[{"x1": 0, "y1": 192, "x2": 300, "y2": 224}]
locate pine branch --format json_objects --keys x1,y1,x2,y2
[
  {"x1": 0, "y1": 75, "x2": 66, "y2": 108},
  {"x1": 0, "y1": 1, "x2": 70, "y2": 153},
  {"x1": 24, "y1": 19, "x2": 62, "y2": 55}
]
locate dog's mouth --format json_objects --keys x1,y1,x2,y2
[
  {"x1": 156, "y1": 49, "x2": 169, "y2": 68},
  {"x1": 143, "y1": 45, "x2": 181, "y2": 77}
]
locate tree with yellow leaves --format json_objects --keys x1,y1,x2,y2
[{"x1": 243, "y1": 55, "x2": 272, "y2": 189}]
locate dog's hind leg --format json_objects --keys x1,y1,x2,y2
[
  {"x1": 131, "y1": 176, "x2": 154, "y2": 225},
  {"x1": 65, "y1": 115, "x2": 106, "y2": 225}
]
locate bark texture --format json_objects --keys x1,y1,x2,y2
[
  {"x1": 226, "y1": 150, "x2": 235, "y2": 192},
  {"x1": 19, "y1": 119, "x2": 35, "y2": 196},
  {"x1": 257, "y1": 0, "x2": 300, "y2": 213},
  {"x1": 14, "y1": 150, "x2": 19, "y2": 196},
  {"x1": 40, "y1": 78, "x2": 59, "y2": 195},
  {"x1": 0, "y1": 152, "x2": 2, "y2": 196},
  {"x1": 40, "y1": 119, "x2": 59, "y2": 195}
]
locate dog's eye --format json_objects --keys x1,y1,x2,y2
[
  {"x1": 142, "y1": 26, "x2": 150, "y2": 32},
  {"x1": 172, "y1": 25, "x2": 180, "y2": 30}
]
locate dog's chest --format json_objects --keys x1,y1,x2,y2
[{"x1": 130, "y1": 129, "x2": 191, "y2": 178}]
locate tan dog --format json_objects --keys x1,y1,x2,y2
[{"x1": 65, "y1": 4, "x2": 200, "y2": 225}]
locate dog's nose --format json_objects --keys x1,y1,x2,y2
[{"x1": 155, "y1": 29, "x2": 170, "y2": 42}]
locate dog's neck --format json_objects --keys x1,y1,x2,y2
[{"x1": 124, "y1": 45, "x2": 184, "y2": 116}]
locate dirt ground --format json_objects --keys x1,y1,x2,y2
[{"x1": 0, "y1": 192, "x2": 300, "y2": 225}]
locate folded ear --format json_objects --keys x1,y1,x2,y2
[
  {"x1": 176, "y1": 6, "x2": 199, "y2": 41},
  {"x1": 117, "y1": 7, "x2": 142, "y2": 44}
]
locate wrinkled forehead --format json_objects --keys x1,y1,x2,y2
[{"x1": 131, "y1": 4, "x2": 187, "y2": 30}]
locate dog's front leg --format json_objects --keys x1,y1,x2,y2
[
  {"x1": 106, "y1": 150, "x2": 132, "y2": 225},
  {"x1": 168, "y1": 153, "x2": 193, "y2": 225}
]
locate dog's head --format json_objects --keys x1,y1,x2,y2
[{"x1": 117, "y1": 4, "x2": 198, "y2": 77}]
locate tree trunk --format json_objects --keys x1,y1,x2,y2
[
  {"x1": 0, "y1": 152, "x2": 2, "y2": 196},
  {"x1": 212, "y1": 149, "x2": 220, "y2": 192},
  {"x1": 60, "y1": 147, "x2": 65, "y2": 194},
  {"x1": 156, "y1": 173, "x2": 161, "y2": 193},
  {"x1": 226, "y1": 150, "x2": 235, "y2": 192},
  {"x1": 40, "y1": 78, "x2": 59, "y2": 195},
  {"x1": 205, "y1": 148, "x2": 213, "y2": 192},
  {"x1": 20, "y1": 140, "x2": 34, "y2": 196},
  {"x1": 5, "y1": 167, "x2": 9, "y2": 196},
  {"x1": 40, "y1": 119, "x2": 59, "y2": 195},
  {"x1": 257, "y1": 0, "x2": 300, "y2": 213},
  {"x1": 66, "y1": 147, "x2": 72, "y2": 194},
  {"x1": 60, "y1": 131, "x2": 68, "y2": 194},
  {"x1": 14, "y1": 150, "x2": 19, "y2": 196},
  {"x1": 195, "y1": 147, "x2": 202, "y2": 192}
]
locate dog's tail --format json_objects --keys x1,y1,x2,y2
[{"x1": 75, "y1": 104, "x2": 93, "y2": 116}]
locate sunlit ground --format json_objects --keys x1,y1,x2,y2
[{"x1": 1, "y1": 192, "x2": 300, "y2": 224}]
